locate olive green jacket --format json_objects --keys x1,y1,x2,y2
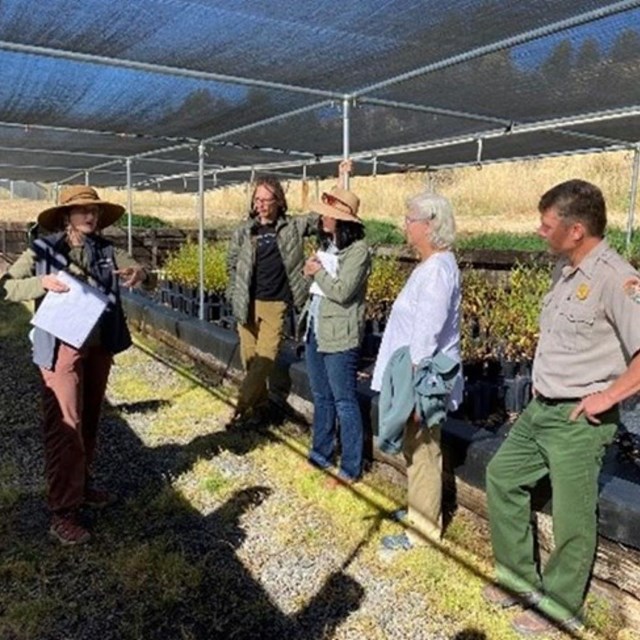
[
  {"x1": 226, "y1": 213, "x2": 319, "y2": 325},
  {"x1": 300, "y1": 239, "x2": 371, "y2": 353},
  {"x1": 3, "y1": 244, "x2": 141, "y2": 302}
]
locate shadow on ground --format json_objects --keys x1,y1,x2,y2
[{"x1": 0, "y1": 298, "x2": 364, "y2": 640}]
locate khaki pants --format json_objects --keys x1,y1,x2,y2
[
  {"x1": 40, "y1": 343, "x2": 112, "y2": 513},
  {"x1": 403, "y1": 418, "x2": 442, "y2": 544},
  {"x1": 236, "y1": 299, "x2": 287, "y2": 416}
]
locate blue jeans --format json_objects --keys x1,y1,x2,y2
[{"x1": 305, "y1": 327, "x2": 363, "y2": 480}]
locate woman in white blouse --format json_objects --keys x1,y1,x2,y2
[{"x1": 371, "y1": 191, "x2": 463, "y2": 549}]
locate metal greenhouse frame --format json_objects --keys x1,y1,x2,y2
[{"x1": 1, "y1": 0, "x2": 640, "y2": 316}]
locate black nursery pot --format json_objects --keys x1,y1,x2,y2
[
  {"x1": 501, "y1": 360, "x2": 518, "y2": 379},
  {"x1": 464, "y1": 379, "x2": 493, "y2": 422},
  {"x1": 205, "y1": 292, "x2": 224, "y2": 322},
  {"x1": 464, "y1": 360, "x2": 483, "y2": 384}
]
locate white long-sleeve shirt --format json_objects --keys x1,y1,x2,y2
[{"x1": 371, "y1": 251, "x2": 463, "y2": 410}]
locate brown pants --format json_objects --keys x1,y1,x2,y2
[
  {"x1": 40, "y1": 343, "x2": 112, "y2": 513},
  {"x1": 236, "y1": 299, "x2": 287, "y2": 416},
  {"x1": 403, "y1": 419, "x2": 443, "y2": 544}
]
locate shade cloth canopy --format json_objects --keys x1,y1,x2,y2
[{"x1": 0, "y1": 0, "x2": 638, "y2": 191}]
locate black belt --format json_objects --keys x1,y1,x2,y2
[{"x1": 535, "y1": 393, "x2": 580, "y2": 406}]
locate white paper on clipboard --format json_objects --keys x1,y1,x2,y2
[
  {"x1": 309, "y1": 251, "x2": 339, "y2": 297},
  {"x1": 31, "y1": 271, "x2": 110, "y2": 348}
]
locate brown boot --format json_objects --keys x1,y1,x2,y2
[
  {"x1": 511, "y1": 609, "x2": 583, "y2": 636},
  {"x1": 482, "y1": 584, "x2": 541, "y2": 609},
  {"x1": 49, "y1": 511, "x2": 91, "y2": 546}
]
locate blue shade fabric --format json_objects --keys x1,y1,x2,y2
[{"x1": 0, "y1": 0, "x2": 638, "y2": 190}]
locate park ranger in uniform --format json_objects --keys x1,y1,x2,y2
[{"x1": 483, "y1": 179, "x2": 640, "y2": 635}]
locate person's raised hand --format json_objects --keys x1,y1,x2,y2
[{"x1": 338, "y1": 158, "x2": 353, "y2": 186}]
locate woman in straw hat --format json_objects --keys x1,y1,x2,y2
[
  {"x1": 301, "y1": 167, "x2": 371, "y2": 487},
  {"x1": 3, "y1": 185, "x2": 146, "y2": 545}
]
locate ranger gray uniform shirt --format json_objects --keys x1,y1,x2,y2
[{"x1": 533, "y1": 239, "x2": 640, "y2": 399}]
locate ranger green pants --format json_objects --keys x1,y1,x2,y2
[{"x1": 486, "y1": 398, "x2": 617, "y2": 622}]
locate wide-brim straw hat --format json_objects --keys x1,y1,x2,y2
[
  {"x1": 311, "y1": 186, "x2": 362, "y2": 224},
  {"x1": 38, "y1": 185, "x2": 125, "y2": 232}
]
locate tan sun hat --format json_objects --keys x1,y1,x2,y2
[
  {"x1": 37, "y1": 185, "x2": 125, "y2": 232},
  {"x1": 311, "y1": 186, "x2": 362, "y2": 224}
]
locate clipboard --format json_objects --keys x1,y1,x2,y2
[{"x1": 31, "y1": 271, "x2": 110, "y2": 348}]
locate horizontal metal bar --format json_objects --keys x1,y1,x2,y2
[
  {"x1": 0, "y1": 161, "x2": 147, "y2": 176},
  {"x1": 0, "y1": 144, "x2": 122, "y2": 162},
  {"x1": 136, "y1": 152, "x2": 422, "y2": 188},
  {"x1": 360, "y1": 97, "x2": 513, "y2": 127},
  {"x1": 134, "y1": 143, "x2": 636, "y2": 191},
  {"x1": 127, "y1": 100, "x2": 334, "y2": 164},
  {"x1": 201, "y1": 100, "x2": 335, "y2": 146},
  {"x1": 0, "y1": 144, "x2": 204, "y2": 171},
  {"x1": 348, "y1": 105, "x2": 640, "y2": 159},
  {"x1": 430, "y1": 144, "x2": 633, "y2": 172},
  {"x1": 360, "y1": 97, "x2": 632, "y2": 148},
  {"x1": 0, "y1": 119, "x2": 196, "y2": 148},
  {"x1": 0, "y1": 40, "x2": 341, "y2": 100},
  {"x1": 352, "y1": 0, "x2": 640, "y2": 97},
  {"x1": 60, "y1": 159, "x2": 125, "y2": 184}
]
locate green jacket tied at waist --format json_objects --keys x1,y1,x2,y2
[{"x1": 376, "y1": 346, "x2": 461, "y2": 454}]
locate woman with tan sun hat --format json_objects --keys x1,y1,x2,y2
[{"x1": 3, "y1": 185, "x2": 146, "y2": 545}]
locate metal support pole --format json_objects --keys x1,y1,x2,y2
[
  {"x1": 126, "y1": 158, "x2": 133, "y2": 256},
  {"x1": 247, "y1": 167, "x2": 256, "y2": 210},
  {"x1": 428, "y1": 170, "x2": 437, "y2": 193},
  {"x1": 342, "y1": 98, "x2": 350, "y2": 189},
  {"x1": 84, "y1": 171, "x2": 89, "y2": 186},
  {"x1": 198, "y1": 142, "x2": 206, "y2": 321},
  {"x1": 9, "y1": 180, "x2": 14, "y2": 199},
  {"x1": 54, "y1": 182, "x2": 60, "y2": 205},
  {"x1": 476, "y1": 138, "x2": 484, "y2": 170},
  {"x1": 626, "y1": 146, "x2": 640, "y2": 251},
  {"x1": 301, "y1": 164, "x2": 308, "y2": 211}
]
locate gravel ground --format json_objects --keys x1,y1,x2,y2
[
  {"x1": 1, "y1": 307, "x2": 597, "y2": 640},
  {"x1": 102, "y1": 348, "x2": 461, "y2": 640}
]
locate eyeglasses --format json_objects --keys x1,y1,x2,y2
[
  {"x1": 404, "y1": 213, "x2": 434, "y2": 224},
  {"x1": 253, "y1": 197, "x2": 275, "y2": 205}
]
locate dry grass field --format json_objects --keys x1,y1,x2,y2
[{"x1": 0, "y1": 150, "x2": 637, "y2": 234}]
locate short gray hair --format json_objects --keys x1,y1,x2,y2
[{"x1": 406, "y1": 192, "x2": 456, "y2": 250}]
